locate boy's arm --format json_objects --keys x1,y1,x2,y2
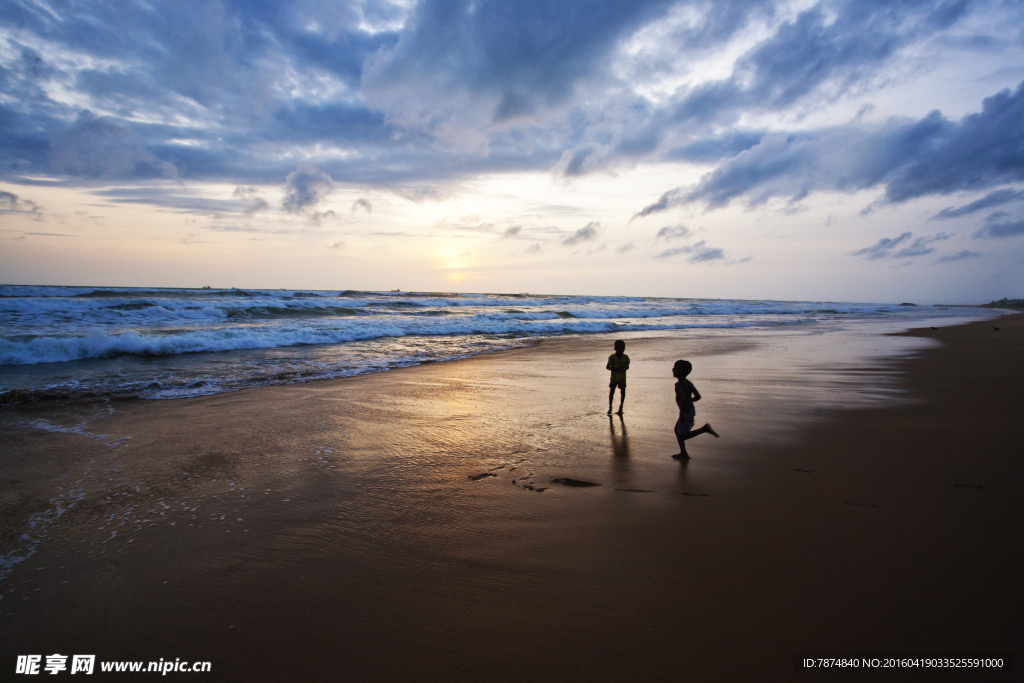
[
  {"x1": 689, "y1": 380, "x2": 701, "y2": 402},
  {"x1": 606, "y1": 358, "x2": 612, "y2": 370}
]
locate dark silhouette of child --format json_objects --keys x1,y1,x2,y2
[
  {"x1": 672, "y1": 360, "x2": 718, "y2": 459},
  {"x1": 606, "y1": 340, "x2": 629, "y2": 415}
]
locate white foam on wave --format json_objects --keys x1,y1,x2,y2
[{"x1": 0, "y1": 285, "x2": 987, "y2": 402}]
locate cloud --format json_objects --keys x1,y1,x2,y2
[
  {"x1": 282, "y1": 165, "x2": 334, "y2": 213},
  {"x1": 352, "y1": 198, "x2": 373, "y2": 214},
  {"x1": 636, "y1": 80, "x2": 1024, "y2": 215},
  {"x1": 973, "y1": 218, "x2": 1024, "y2": 239},
  {"x1": 664, "y1": 130, "x2": 764, "y2": 164},
  {"x1": 361, "y1": 0, "x2": 677, "y2": 143},
  {"x1": 526, "y1": 243, "x2": 543, "y2": 254},
  {"x1": 0, "y1": 190, "x2": 41, "y2": 216},
  {"x1": 561, "y1": 221, "x2": 600, "y2": 246},
  {"x1": 0, "y1": 0, "x2": 1017, "y2": 226},
  {"x1": 92, "y1": 187, "x2": 257, "y2": 215},
  {"x1": 308, "y1": 210, "x2": 338, "y2": 226},
  {"x1": 932, "y1": 188, "x2": 1024, "y2": 220},
  {"x1": 936, "y1": 250, "x2": 981, "y2": 262},
  {"x1": 49, "y1": 112, "x2": 179, "y2": 180},
  {"x1": 892, "y1": 232, "x2": 953, "y2": 258},
  {"x1": 852, "y1": 232, "x2": 912, "y2": 260},
  {"x1": 852, "y1": 231, "x2": 961, "y2": 260},
  {"x1": 655, "y1": 224, "x2": 691, "y2": 240},
  {"x1": 437, "y1": 216, "x2": 497, "y2": 234},
  {"x1": 502, "y1": 225, "x2": 522, "y2": 238},
  {"x1": 232, "y1": 187, "x2": 270, "y2": 215},
  {"x1": 616, "y1": 241, "x2": 635, "y2": 253},
  {"x1": 329, "y1": 241, "x2": 346, "y2": 250},
  {"x1": 654, "y1": 239, "x2": 725, "y2": 262}
]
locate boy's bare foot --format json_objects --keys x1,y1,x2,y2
[
  {"x1": 615, "y1": 409, "x2": 623, "y2": 415},
  {"x1": 607, "y1": 408, "x2": 613, "y2": 415},
  {"x1": 671, "y1": 453, "x2": 690, "y2": 460},
  {"x1": 704, "y1": 423, "x2": 719, "y2": 437}
]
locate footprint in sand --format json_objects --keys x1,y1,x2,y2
[
  {"x1": 794, "y1": 468, "x2": 812, "y2": 473},
  {"x1": 550, "y1": 478, "x2": 602, "y2": 487},
  {"x1": 468, "y1": 472, "x2": 498, "y2": 481},
  {"x1": 674, "y1": 491, "x2": 709, "y2": 497},
  {"x1": 615, "y1": 488, "x2": 656, "y2": 493},
  {"x1": 511, "y1": 475, "x2": 546, "y2": 492}
]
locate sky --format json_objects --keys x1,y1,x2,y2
[{"x1": 1, "y1": 0, "x2": 1023, "y2": 303}]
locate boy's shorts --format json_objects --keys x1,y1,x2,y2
[
  {"x1": 609, "y1": 379, "x2": 626, "y2": 390},
  {"x1": 675, "y1": 409, "x2": 696, "y2": 435}
]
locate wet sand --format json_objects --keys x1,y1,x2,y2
[{"x1": 1, "y1": 314, "x2": 1021, "y2": 681}]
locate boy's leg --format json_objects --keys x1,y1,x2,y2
[
  {"x1": 616, "y1": 386, "x2": 625, "y2": 414},
  {"x1": 608, "y1": 386, "x2": 615, "y2": 414},
  {"x1": 673, "y1": 431, "x2": 690, "y2": 459},
  {"x1": 679, "y1": 423, "x2": 719, "y2": 440}
]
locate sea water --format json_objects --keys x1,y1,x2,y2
[{"x1": 0, "y1": 285, "x2": 993, "y2": 402}]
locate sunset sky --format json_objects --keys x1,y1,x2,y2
[{"x1": 1, "y1": 0, "x2": 1022, "y2": 303}]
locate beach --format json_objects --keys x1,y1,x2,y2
[{"x1": 1, "y1": 313, "x2": 1021, "y2": 681}]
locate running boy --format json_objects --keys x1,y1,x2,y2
[
  {"x1": 606, "y1": 340, "x2": 630, "y2": 415},
  {"x1": 672, "y1": 360, "x2": 718, "y2": 459}
]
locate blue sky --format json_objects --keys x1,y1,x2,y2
[{"x1": 1, "y1": 0, "x2": 1022, "y2": 302}]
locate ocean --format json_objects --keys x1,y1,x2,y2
[{"x1": 0, "y1": 285, "x2": 993, "y2": 403}]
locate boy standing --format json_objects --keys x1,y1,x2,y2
[
  {"x1": 607, "y1": 340, "x2": 629, "y2": 415},
  {"x1": 672, "y1": 360, "x2": 719, "y2": 459}
]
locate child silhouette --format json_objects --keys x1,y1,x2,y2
[
  {"x1": 671, "y1": 360, "x2": 719, "y2": 459},
  {"x1": 606, "y1": 340, "x2": 629, "y2": 415}
]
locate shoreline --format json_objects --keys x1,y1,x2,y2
[{"x1": 1, "y1": 314, "x2": 1021, "y2": 680}]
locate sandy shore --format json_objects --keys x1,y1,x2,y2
[{"x1": 1, "y1": 314, "x2": 1021, "y2": 681}]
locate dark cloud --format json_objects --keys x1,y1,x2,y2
[
  {"x1": 363, "y1": 0, "x2": 676, "y2": 130},
  {"x1": 49, "y1": 112, "x2": 178, "y2": 180},
  {"x1": 637, "y1": 80, "x2": 1024, "y2": 216},
  {"x1": 654, "y1": 239, "x2": 725, "y2": 262},
  {"x1": 561, "y1": 221, "x2": 600, "y2": 246},
  {"x1": 665, "y1": 0, "x2": 974, "y2": 129},
  {"x1": 852, "y1": 232, "x2": 912, "y2": 260},
  {"x1": 973, "y1": 218, "x2": 1024, "y2": 239},
  {"x1": 663, "y1": 130, "x2": 764, "y2": 163},
  {"x1": 0, "y1": 0, "x2": 1017, "y2": 202},
  {"x1": 616, "y1": 241, "x2": 636, "y2": 253},
  {"x1": 526, "y1": 243, "x2": 543, "y2": 254},
  {"x1": 502, "y1": 225, "x2": 522, "y2": 238},
  {"x1": 282, "y1": 165, "x2": 334, "y2": 213},
  {"x1": 932, "y1": 188, "x2": 1024, "y2": 220},
  {"x1": 242, "y1": 197, "x2": 270, "y2": 215},
  {"x1": 892, "y1": 232, "x2": 953, "y2": 257},
  {"x1": 0, "y1": 190, "x2": 41, "y2": 215},
  {"x1": 936, "y1": 249, "x2": 980, "y2": 262},
  {"x1": 352, "y1": 198, "x2": 373, "y2": 214},
  {"x1": 655, "y1": 224, "x2": 691, "y2": 240}
]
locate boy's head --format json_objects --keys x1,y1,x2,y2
[
  {"x1": 613, "y1": 340, "x2": 625, "y2": 353},
  {"x1": 673, "y1": 360, "x2": 692, "y2": 378}
]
